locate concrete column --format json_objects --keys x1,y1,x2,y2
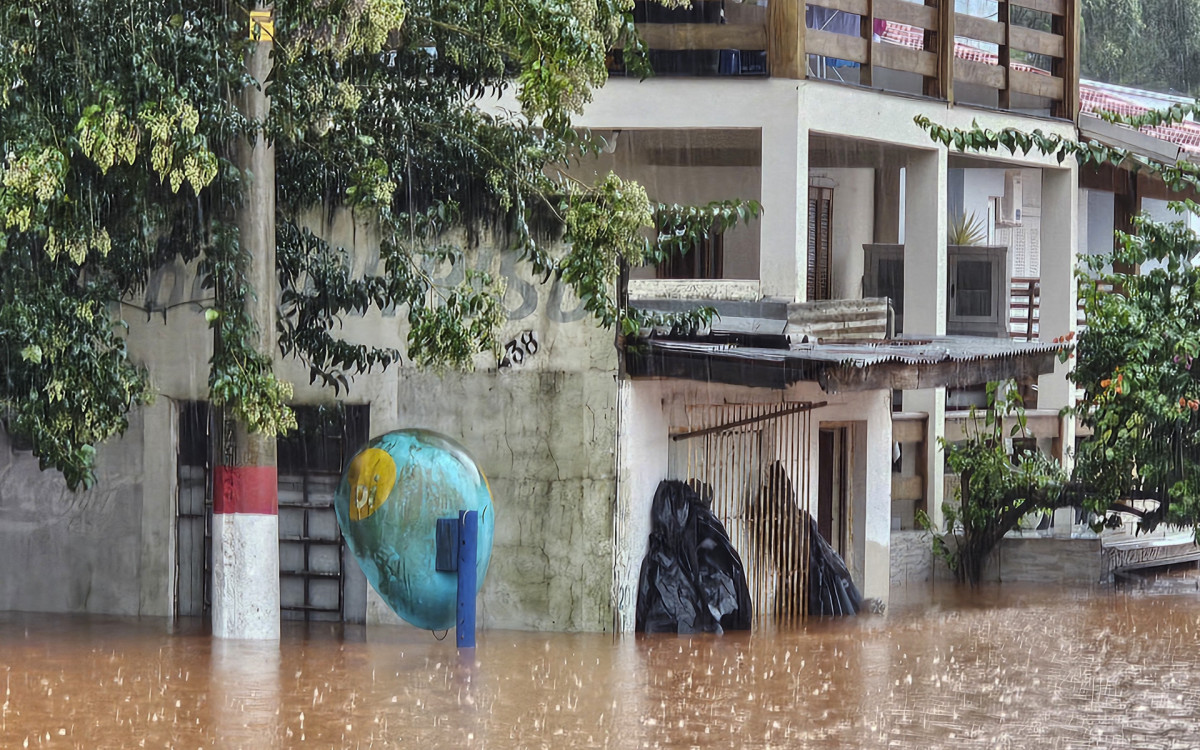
[
  {"x1": 902, "y1": 149, "x2": 948, "y2": 529},
  {"x1": 862, "y1": 390, "x2": 893, "y2": 606},
  {"x1": 612, "y1": 380, "x2": 668, "y2": 632},
  {"x1": 902, "y1": 149, "x2": 948, "y2": 335},
  {"x1": 1039, "y1": 166, "x2": 1078, "y2": 536},
  {"x1": 1038, "y1": 166, "x2": 1078, "y2": 411},
  {"x1": 906, "y1": 387, "x2": 947, "y2": 529},
  {"x1": 213, "y1": 7, "x2": 280, "y2": 641},
  {"x1": 759, "y1": 110, "x2": 805, "y2": 301}
]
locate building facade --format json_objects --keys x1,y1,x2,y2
[{"x1": 0, "y1": 0, "x2": 1095, "y2": 632}]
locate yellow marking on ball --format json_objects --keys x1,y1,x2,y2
[{"x1": 348, "y1": 447, "x2": 397, "y2": 521}]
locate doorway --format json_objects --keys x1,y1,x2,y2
[{"x1": 818, "y1": 427, "x2": 850, "y2": 557}]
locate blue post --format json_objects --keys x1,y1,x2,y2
[{"x1": 456, "y1": 509, "x2": 478, "y2": 648}]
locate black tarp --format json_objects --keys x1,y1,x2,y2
[
  {"x1": 636, "y1": 480, "x2": 753, "y2": 634},
  {"x1": 804, "y1": 512, "x2": 862, "y2": 616}
]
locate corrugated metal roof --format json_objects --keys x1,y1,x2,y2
[{"x1": 645, "y1": 335, "x2": 1060, "y2": 369}]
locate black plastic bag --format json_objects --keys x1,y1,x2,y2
[
  {"x1": 636, "y1": 480, "x2": 753, "y2": 633},
  {"x1": 805, "y1": 513, "x2": 863, "y2": 616}
]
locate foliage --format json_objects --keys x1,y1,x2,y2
[
  {"x1": 1071, "y1": 209, "x2": 1200, "y2": 535},
  {"x1": 917, "y1": 105, "x2": 1200, "y2": 540},
  {"x1": 918, "y1": 382, "x2": 1067, "y2": 584},
  {"x1": 914, "y1": 111, "x2": 1200, "y2": 196},
  {"x1": 0, "y1": 262, "x2": 148, "y2": 489},
  {"x1": 0, "y1": 0, "x2": 761, "y2": 486},
  {"x1": 1081, "y1": 0, "x2": 1200, "y2": 95},
  {"x1": 947, "y1": 211, "x2": 987, "y2": 246}
]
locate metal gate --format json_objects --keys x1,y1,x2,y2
[
  {"x1": 277, "y1": 405, "x2": 369, "y2": 622},
  {"x1": 176, "y1": 402, "x2": 212, "y2": 618},
  {"x1": 175, "y1": 402, "x2": 369, "y2": 623},
  {"x1": 675, "y1": 402, "x2": 821, "y2": 624}
]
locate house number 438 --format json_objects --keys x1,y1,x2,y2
[{"x1": 499, "y1": 331, "x2": 539, "y2": 368}]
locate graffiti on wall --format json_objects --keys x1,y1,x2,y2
[{"x1": 141, "y1": 244, "x2": 587, "y2": 325}]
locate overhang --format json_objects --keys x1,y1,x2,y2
[
  {"x1": 1079, "y1": 114, "x2": 1192, "y2": 166},
  {"x1": 623, "y1": 334, "x2": 1060, "y2": 393}
]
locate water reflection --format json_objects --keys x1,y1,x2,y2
[
  {"x1": 3, "y1": 583, "x2": 1200, "y2": 748},
  {"x1": 212, "y1": 641, "x2": 281, "y2": 749}
]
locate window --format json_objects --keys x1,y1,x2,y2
[
  {"x1": 808, "y1": 186, "x2": 834, "y2": 300},
  {"x1": 656, "y1": 225, "x2": 724, "y2": 279}
]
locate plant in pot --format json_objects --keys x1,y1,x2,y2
[{"x1": 948, "y1": 210, "x2": 988, "y2": 246}]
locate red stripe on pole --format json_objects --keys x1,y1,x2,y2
[{"x1": 213, "y1": 466, "x2": 278, "y2": 515}]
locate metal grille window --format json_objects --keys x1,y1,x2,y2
[
  {"x1": 175, "y1": 402, "x2": 212, "y2": 618},
  {"x1": 277, "y1": 405, "x2": 370, "y2": 622}
]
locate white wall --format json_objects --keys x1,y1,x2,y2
[
  {"x1": 1085, "y1": 190, "x2": 1115, "y2": 258},
  {"x1": 612, "y1": 380, "x2": 670, "y2": 631},
  {"x1": 959, "y1": 168, "x2": 1004, "y2": 237},
  {"x1": 810, "y1": 168, "x2": 875, "y2": 300},
  {"x1": 1141, "y1": 197, "x2": 1200, "y2": 272}
]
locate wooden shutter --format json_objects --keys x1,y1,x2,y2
[{"x1": 807, "y1": 186, "x2": 834, "y2": 300}]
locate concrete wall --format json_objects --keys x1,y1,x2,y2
[
  {"x1": 368, "y1": 329, "x2": 620, "y2": 631},
  {"x1": 286, "y1": 222, "x2": 622, "y2": 632},
  {"x1": 3, "y1": 207, "x2": 621, "y2": 631},
  {"x1": 0, "y1": 409, "x2": 148, "y2": 614},
  {"x1": 889, "y1": 530, "x2": 1105, "y2": 589}
]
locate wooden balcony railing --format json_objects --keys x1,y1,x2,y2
[
  {"x1": 1009, "y1": 276, "x2": 1040, "y2": 340},
  {"x1": 1009, "y1": 276, "x2": 1112, "y2": 341},
  {"x1": 626, "y1": 0, "x2": 1080, "y2": 120}
]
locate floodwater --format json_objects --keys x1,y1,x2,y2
[{"x1": 4, "y1": 581, "x2": 1200, "y2": 749}]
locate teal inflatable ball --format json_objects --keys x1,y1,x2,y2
[{"x1": 334, "y1": 429, "x2": 495, "y2": 630}]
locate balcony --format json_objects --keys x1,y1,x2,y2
[{"x1": 615, "y1": 0, "x2": 1080, "y2": 120}]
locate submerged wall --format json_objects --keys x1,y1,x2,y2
[
  {"x1": 890, "y1": 530, "x2": 1105, "y2": 588},
  {"x1": 0, "y1": 409, "x2": 146, "y2": 615},
  {"x1": 0, "y1": 210, "x2": 619, "y2": 631},
  {"x1": 369, "y1": 309, "x2": 620, "y2": 631}
]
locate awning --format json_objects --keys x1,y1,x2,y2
[{"x1": 623, "y1": 334, "x2": 1061, "y2": 393}]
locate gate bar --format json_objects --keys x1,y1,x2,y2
[{"x1": 671, "y1": 402, "x2": 827, "y2": 441}]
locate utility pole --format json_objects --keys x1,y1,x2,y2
[{"x1": 212, "y1": 5, "x2": 279, "y2": 640}]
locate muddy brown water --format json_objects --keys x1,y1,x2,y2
[{"x1": 4, "y1": 582, "x2": 1200, "y2": 749}]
